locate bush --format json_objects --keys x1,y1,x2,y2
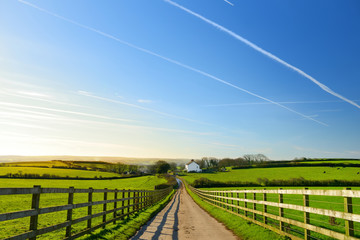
[
  {"x1": 191, "y1": 177, "x2": 360, "y2": 188},
  {"x1": 154, "y1": 174, "x2": 178, "y2": 189}
]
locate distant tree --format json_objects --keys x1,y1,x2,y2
[
  {"x1": 154, "y1": 160, "x2": 171, "y2": 174},
  {"x1": 178, "y1": 163, "x2": 185, "y2": 170},
  {"x1": 128, "y1": 165, "x2": 139, "y2": 173},
  {"x1": 255, "y1": 154, "x2": 269, "y2": 162},
  {"x1": 209, "y1": 158, "x2": 219, "y2": 168},
  {"x1": 243, "y1": 154, "x2": 269, "y2": 164},
  {"x1": 195, "y1": 159, "x2": 206, "y2": 169},
  {"x1": 169, "y1": 162, "x2": 177, "y2": 171}
]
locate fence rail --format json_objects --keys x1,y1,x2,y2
[
  {"x1": 189, "y1": 186, "x2": 360, "y2": 240},
  {"x1": 0, "y1": 185, "x2": 172, "y2": 240}
]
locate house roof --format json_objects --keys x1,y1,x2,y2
[{"x1": 186, "y1": 159, "x2": 197, "y2": 165}]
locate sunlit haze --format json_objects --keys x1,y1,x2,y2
[{"x1": 0, "y1": 0, "x2": 359, "y2": 159}]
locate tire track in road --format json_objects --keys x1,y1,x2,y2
[{"x1": 131, "y1": 180, "x2": 238, "y2": 240}]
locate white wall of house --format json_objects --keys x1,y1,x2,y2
[{"x1": 186, "y1": 161, "x2": 202, "y2": 172}]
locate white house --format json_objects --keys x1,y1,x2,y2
[{"x1": 185, "y1": 160, "x2": 202, "y2": 172}]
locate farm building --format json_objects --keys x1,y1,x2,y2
[{"x1": 185, "y1": 160, "x2": 202, "y2": 172}]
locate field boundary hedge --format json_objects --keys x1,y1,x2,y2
[
  {"x1": 0, "y1": 173, "x2": 151, "y2": 180},
  {"x1": 231, "y1": 162, "x2": 360, "y2": 170},
  {"x1": 192, "y1": 177, "x2": 360, "y2": 188}
]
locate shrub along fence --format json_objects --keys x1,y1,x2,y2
[
  {"x1": 0, "y1": 185, "x2": 172, "y2": 240},
  {"x1": 189, "y1": 186, "x2": 360, "y2": 240}
]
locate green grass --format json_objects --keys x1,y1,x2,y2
[
  {"x1": 2, "y1": 160, "x2": 70, "y2": 168},
  {"x1": 0, "y1": 175, "x2": 167, "y2": 192},
  {"x1": 196, "y1": 186, "x2": 360, "y2": 239},
  {"x1": 297, "y1": 160, "x2": 360, "y2": 164},
  {"x1": 0, "y1": 176, "x2": 167, "y2": 239},
  {"x1": 79, "y1": 189, "x2": 176, "y2": 240},
  {"x1": 183, "y1": 182, "x2": 286, "y2": 240},
  {"x1": 2, "y1": 160, "x2": 112, "y2": 170},
  {"x1": 0, "y1": 166, "x2": 120, "y2": 178},
  {"x1": 182, "y1": 166, "x2": 360, "y2": 239},
  {"x1": 182, "y1": 166, "x2": 360, "y2": 184}
]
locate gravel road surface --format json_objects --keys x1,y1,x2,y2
[{"x1": 131, "y1": 180, "x2": 238, "y2": 240}]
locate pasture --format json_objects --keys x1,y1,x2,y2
[
  {"x1": 1, "y1": 160, "x2": 112, "y2": 170},
  {"x1": 182, "y1": 166, "x2": 360, "y2": 184},
  {"x1": 0, "y1": 175, "x2": 167, "y2": 239},
  {"x1": 190, "y1": 186, "x2": 360, "y2": 239},
  {"x1": 0, "y1": 166, "x2": 120, "y2": 178}
]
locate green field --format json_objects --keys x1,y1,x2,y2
[
  {"x1": 184, "y1": 183, "x2": 285, "y2": 240},
  {"x1": 1, "y1": 160, "x2": 70, "y2": 168},
  {"x1": 1, "y1": 160, "x2": 113, "y2": 170},
  {"x1": 182, "y1": 166, "x2": 360, "y2": 184},
  {"x1": 181, "y1": 164, "x2": 360, "y2": 239},
  {"x1": 297, "y1": 160, "x2": 360, "y2": 164},
  {"x1": 0, "y1": 166, "x2": 120, "y2": 178},
  {"x1": 192, "y1": 185, "x2": 360, "y2": 239},
  {"x1": 0, "y1": 175, "x2": 167, "y2": 239}
]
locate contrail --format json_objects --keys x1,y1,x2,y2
[
  {"x1": 0, "y1": 104, "x2": 212, "y2": 136},
  {"x1": 18, "y1": 0, "x2": 327, "y2": 126},
  {"x1": 164, "y1": 0, "x2": 360, "y2": 110},
  {"x1": 224, "y1": 0, "x2": 234, "y2": 6},
  {"x1": 206, "y1": 99, "x2": 360, "y2": 107},
  {"x1": 0, "y1": 102, "x2": 136, "y2": 123},
  {"x1": 0, "y1": 89, "x2": 91, "y2": 109},
  {"x1": 77, "y1": 91, "x2": 210, "y2": 126}
]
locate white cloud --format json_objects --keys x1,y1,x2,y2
[
  {"x1": 0, "y1": 120, "x2": 53, "y2": 130},
  {"x1": 16, "y1": 90, "x2": 50, "y2": 98},
  {"x1": 0, "y1": 102, "x2": 136, "y2": 123},
  {"x1": 137, "y1": 99, "x2": 153, "y2": 103},
  {"x1": 77, "y1": 90, "x2": 92, "y2": 95}
]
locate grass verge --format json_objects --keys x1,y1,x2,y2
[
  {"x1": 79, "y1": 189, "x2": 176, "y2": 240},
  {"x1": 184, "y1": 183, "x2": 286, "y2": 240}
]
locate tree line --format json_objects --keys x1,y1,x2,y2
[{"x1": 195, "y1": 154, "x2": 269, "y2": 170}]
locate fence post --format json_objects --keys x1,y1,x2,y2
[
  {"x1": 303, "y1": 187, "x2": 310, "y2": 240},
  {"x1": 29, "y1": 185, "x2": 41, "y2": 240},
  {"x1": 279, "y1": 188, "x2": 284, "y2": 232},
  {"x1": 140, "y1": 191, "x2": 144, "y2": 209},
  {"x1": 121, "y1": 189, "x2": 125, "y2": 218},
  {"x1": 227, "y1": 192, "x2": 229, "y2": 210},
  {"x1": 128, "y1": 191, "x2": 131, "y2": 214},
  {"x1": 114, "y1": 189, "x2": 118, "y2": 224},
  {"x1": 103, "y1": 188, "x2": 108, "y2": 228},
  {"x1": 231, "y1": 192, "x2": 234, "y2": 212},
  {"x1": 222, "y1": 191, "x2": 225, "y2": 209},
  {"x1": 253, "y1": 190, "x2": 257, "y2": 220},
  {"x1": 135, "y1": 191, "x2": 139, "y2": 211},
  {"x1": 263, "y1": 188, "x2": 267, "y2": 224},
  {"x1": 144, "y1": 191, "x2": 146, "y2": 207},
  {"x1": 87, "y1": 187, "x2": 93, "y2": 228},
  {"x1": 344, "y1": 187, "x2": 354, "y2": 237},
  {"x1": 237, "y1": 192, "x2": 240, "y2": 214},
  {"x1": 218, "y1": 192, "x2": 220, "y2": 207},
  {"x1": 244, "y1": 190, "x2": 248, "y2": 217},
  {"x1": 66, "y1": 186, "x2": 74, "y2": 237},
  {"x1": 139, "y1": 191, "x2": 142, "y2": 210},
  {"x1": 218, "y1": 192, "x2": 221, "y2": 207},
  {"x1": 144, "y1": 191, "x2": 146, "y2": 209}
]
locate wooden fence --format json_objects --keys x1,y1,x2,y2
[
  {"x1": 189, "y1": 186, "x2": 360, "y2": 240},
  {"x1": 0, "y1": 186, "x2": 172, "y2": 240}
]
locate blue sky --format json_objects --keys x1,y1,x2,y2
[{"x1": 0, "y1": 0, "x2": 359, "y2": 159}]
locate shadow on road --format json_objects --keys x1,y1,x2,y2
[{"x1": 131, "y1": 183, "x2": 181, "y2": 240}]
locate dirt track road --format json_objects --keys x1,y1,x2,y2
[{"x1": 131, "y1": 180, "x2": 237, "y2": 240}]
